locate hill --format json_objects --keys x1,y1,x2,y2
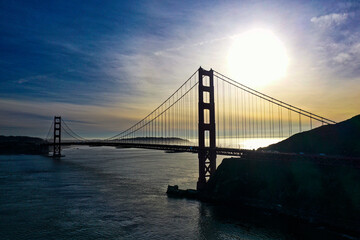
[
  {"x1": 263, "y1": 115, "x2": 360, "y2": 157},
  {"x1": 0, "y1": 135, "x2": 47, "y2": 155},
  {"x1": 203, "y1": 157, "x2": 360, "y2": 234}
]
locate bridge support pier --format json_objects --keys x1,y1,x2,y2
[
  {"x1": 197, "y1": 67, "x2": 216, "y2": 191},
  {"x1": 53, "y1": 116, "x2": 62, "y2": 158}
]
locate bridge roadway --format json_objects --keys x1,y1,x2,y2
[
  {"x1": 45, "y1": 141, "x2": 360, "y2": 168},
  {"x1": 48, "y1": 141, "x2": 249, "y2": 156}
]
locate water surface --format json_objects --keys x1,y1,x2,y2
[{"x1": 0, "y1": 146, "x2": 353, "y2": 239}]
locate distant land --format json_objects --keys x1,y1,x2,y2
[
  {"x1": 0, "y1": 136, "x2": 190, "y2": 155},
  {"x1": 1, "y1": 115, "x2": 360, "y2": 156},
  {"x1": 0, "y1": 136, "x2": 47, "y2": 155},
  {"x1": 113, "y1": 137, "x2": 190, "y2": 144},
  {"x1": 262, "y1": 114, "x2": 360, "y2": 157}
]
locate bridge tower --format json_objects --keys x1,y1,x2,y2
[
  {"x1": 53, "y1": 116, "x2": 62, "y2": 158},
  {"x1": 197, "y1": 67, "x2": 216, "y2": 191}
]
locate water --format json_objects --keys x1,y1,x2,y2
[
  {"x1": 0, "y1": 146, "x2": 355, "y2": 239},
  {"x1": 215, "y1": 138, "x2": 285, "y2": 149}
]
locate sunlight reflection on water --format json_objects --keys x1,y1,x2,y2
[{"x1": 187, "y1": 137, "x2": 285, "y2": 149}]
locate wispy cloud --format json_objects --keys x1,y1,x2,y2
[
  {"x1": 0, "y1": 98, "x2": 149, "y2": 138},
  {"x1": 15, "y1": 74, "x2": 49, "y2": 84},
  {"x1": 333, "y1": 52, "x2": 351, "y2": 63},
  {"x1": 310, "y1": 13, "x2": 349, "y2": 28},
  {"x1": 153, "y1": 35, "x2": 238, "y2": 56},
  {"x1": 1, "y1": 0, "x2": 360, "y2": 137},
  {"x1": 308, "y1": 5, "x2": 360, "y2": 79}
]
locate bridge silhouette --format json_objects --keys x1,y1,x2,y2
[{"x1": 45, "y1": 67, "x2": 336, "y2": 190}]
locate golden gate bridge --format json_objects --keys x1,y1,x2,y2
[{"x1": 44, "y1": 67, "x2": 336, "y2": 190}]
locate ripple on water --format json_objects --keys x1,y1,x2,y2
[{"x1": 0, "y1": 147, "x2": 356, "y2": 240}]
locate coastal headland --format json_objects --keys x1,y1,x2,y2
[{"x1": 168, "y1": 115, "x2": 360, "y2": 234}]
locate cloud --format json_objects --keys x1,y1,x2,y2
[
  {"x1": 15, "y1": 74, "x2": 49, "y2": 84},
  {"x1": 333, "y1": 52, "x2": 351, "y2": 63},
  {"x1": 153, "y1": 35, "x2": 237, "y2": 56},
  {"x1": 310, "y1": 13, "x2": 349, "y2": 28},
  {"x1": 308, "y1": 7, "x2": 360, "y2": 78},
  {"x1": 318, "y1": 31, "x2": 360, "y2": 76},
  {"x1": 0, "y1": 98, "x2": 147, "y2": 138},
  {"x1": 2, "y1": 0, "x2": 360, "y2": 136}
]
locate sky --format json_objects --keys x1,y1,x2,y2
[{"x1": 1, "y1": 0, "x2": 359, "y2": 138}]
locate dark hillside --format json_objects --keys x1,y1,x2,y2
[
  {"x1": 0, "y1": 135, "x2": 47, "y2": 155},
  {"x1": 263, "y1": 115, "x2": 360, "y2": 157},
  {"x1": 204, "y1": 157, "x2": 360, "y2": 233}
]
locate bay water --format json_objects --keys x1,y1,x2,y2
[{"x1": 0, "y1": 146, "x2": 353, "y2": 239}]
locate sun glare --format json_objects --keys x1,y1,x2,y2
[{"x1": 228, "y1": 29, "x2": 289, "y2": 88}]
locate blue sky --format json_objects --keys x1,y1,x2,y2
[{"x1": 1, "y1": 0, "x2": 359, "y2": 137}]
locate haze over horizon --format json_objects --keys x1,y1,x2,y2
[{"x1": 1, "y1": 0, "x2": 360, "y2": 138}]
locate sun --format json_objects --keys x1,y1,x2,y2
[{"x1": 227, "y1": 29, "x2": 289, "y2": 88}]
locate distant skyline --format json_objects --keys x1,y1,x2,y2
[{"x1": 1, "y1": 0, "x2": 359, "y2": 137}]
